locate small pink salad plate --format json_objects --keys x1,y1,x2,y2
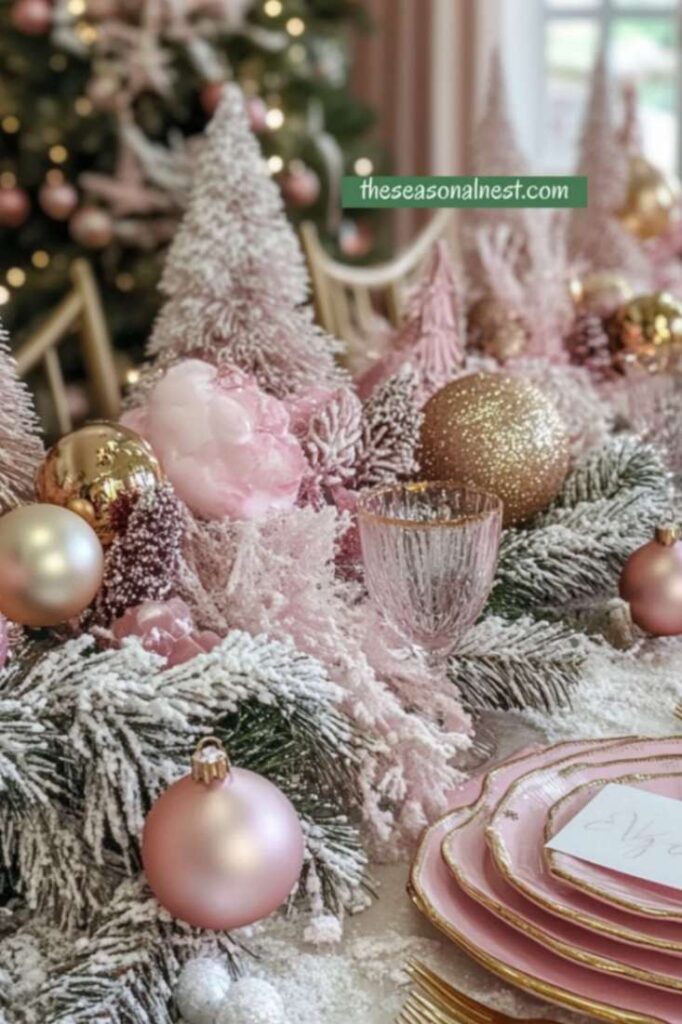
[
  {"x1": 409, "y1": 746, "x2": 682, "y2": 1024},
  {"x1": 486, "y1": 737, "x2": 682, "y2": 954},
  {"x1": 545, "y1": 772, "x2": 682, "y2": 921}
]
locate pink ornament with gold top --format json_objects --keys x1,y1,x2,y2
[{"x1": 142, "y1": 738, "x2": 305, "y2": 930}]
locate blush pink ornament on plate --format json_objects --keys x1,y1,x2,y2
[
  {"x1": 142, "y1": 737, "x2": 305, "y2": 931},
  {"x1": 619, "y1": 525, "x2": 682, "y2": 636},
  {"x1": 128, "y1": 359, "x2": 307, "y2": 521},
  {"x1": 111, "y1": 598, "x2": 220, "y2": 668}
]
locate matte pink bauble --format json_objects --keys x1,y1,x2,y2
[
  {"x1": 619, "y1": 525, "x2": 682, "y2": 636},
  {"x1": 0, "y1": 188, "x2": 30, "y2": 229},
  {"x1": 11, "y1": 0, "x2": 52, "y2": 35},
  {"x1": 70, "y1": 207, "x2": 113, "y2": 249},
  {"x1": 281, "y1": 166, "x2": 320, "y2": 209},
  {"x1": 200, "y1": 81, "x2": 225, "y2": 116},
  {"x1": 247, "y1": 96, "x2": 268, "y2": 134},
  {"x1": 142, "y1": 739, "x2": 305, "y2": 931},
  {"x1": 39, "y1": 181, "x2": 78, "y2": 221}
]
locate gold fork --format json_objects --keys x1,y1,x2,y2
[{"x1": 398, "y1": 960, "x2": 558, "y2": 1024}]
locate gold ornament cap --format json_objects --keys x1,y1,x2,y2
[
  {"x1": 655, "y1": 524, "x2": 680, "y2": 547},
  {"x1": 191, "y1": 736, "x2": 231, "y2": 785}
]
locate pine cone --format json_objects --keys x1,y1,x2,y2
[{"x1": 565, "y1": 311, "x2": 616, "y2": 379}]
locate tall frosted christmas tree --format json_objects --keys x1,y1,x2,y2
[{"x1": 143, "y1": 84, "x2": 346, "y2": 398}]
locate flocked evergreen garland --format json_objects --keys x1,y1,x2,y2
[{"x1": 0, "y1": 71, "x2": 680, "y2": 1021}]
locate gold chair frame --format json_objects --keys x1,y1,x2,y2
[
  {"x1": 300, "y1": 209, "x2": 457, "y2": 345},
  {"x1": 15, "y1": 259, "x2": 121, "y2": 434}
]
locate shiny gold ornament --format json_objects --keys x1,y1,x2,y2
[
  {"x1": 0, "y1": 504, "x2": 103, "y2": 626},
  {"x1": 468, "y1": 297, "x2": 528, "y2": 362},
  {"x1": 607, "y1": 292, "x2": 682, "y2": 374},
  {"x1": 569, "y1": 272, "x2": 633, "y2": 317},
  {"x1": 419, "y1": 373, "x2": 570, "y2": 526},
  {"x1": 618, "y1": 154, "x2": 680, "y2": 241},
  {"x1": 36, "y1": 421, "x2": 163, "y2": 544}
]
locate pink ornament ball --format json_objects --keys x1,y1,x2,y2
[
  {"x1": 11, "y1": 0, "x2": 52, "y2": 35},
  {"x1": 281, "y1": 166, "x2": 320, "y2": 209},
  {"x1": 0, "y1": 187, "x2": 31, "y2": 229},
  {"x1": 39, "y1": 181, "x2": 78, "y2": 221},
  {"x1": 247, "y1": 96, "x2": 268, "y2": 134},
  {"x1": 70, "y1": 206, "x2": 113, "y2": 249},
  {"x1": 142, "y1": 766, "x2": 305, "y2": 931},
  {"x1": 619, "y1": 529, "x2": 682, "y2": 636},
  {"x1": 201, "y1": 81, "x2": 225, "y2": 117}
]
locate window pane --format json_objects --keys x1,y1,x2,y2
[
  {"x1": 612, "y1": 16, "x2": 678, "y2": 173},
  {"x1": 613, "y1": 0, "x2": 676, "y2": 8},
  {"x1": 546, "y1": 1, "x2": 599, "y2": 8},
  {"x1": 543, "y1": 19, "x2": 601, "y2": 170}
]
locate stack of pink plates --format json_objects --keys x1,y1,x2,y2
[{"x1": 409, "y1": 737, "x2": 682, "y2": 1024}]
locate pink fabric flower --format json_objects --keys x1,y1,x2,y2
[
  {"x1": 112, "y1": 598, "x2": 220, "y2": 667},
  {"x1": 127, "y1": 359, "x2": 307, "y2": 520}
]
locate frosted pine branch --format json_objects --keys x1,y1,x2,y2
[
  {"x1": 491, "y1": 437, "x2": 669, "y2": 616},
  {"x1": 0, "y1": 320, "x2": 43, "y2": 514},
  {"x1": 452, "y1": 616, "x2": 595, "y2": 712}
]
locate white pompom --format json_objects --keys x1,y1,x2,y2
[
  {"x1": 175, "y1": 959, "x2": 232, "y2": 1024},
  {"x1": 215, "y1": 978, "x2": 286, "y2": 1024}
]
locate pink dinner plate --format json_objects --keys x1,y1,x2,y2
[
  {"x1": 545, "y1": 772, "x2": 682, "y2": 920},
  {"x1": 411, "y1": 767, "x2": 682, "y2": 1024},
  {"x1": 443, "y1": 763, "x2": 682, "y2": 992},
  {"x1": 487, "y1": 737, "x2": 682, "y2": 954}
]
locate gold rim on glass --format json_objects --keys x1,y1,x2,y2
[
  {"x1": 356, "y1": 480, "x2": 504, "y2": 530},
  {"x1": 544, "y1": 770, "x2": 682, "y2": 920},
  {"x1": 487, "y1": 747, "x2": 682, "y2": 953},
  {"x1": 409, "y1": 738, "x2": 670, "y2": 1024}
]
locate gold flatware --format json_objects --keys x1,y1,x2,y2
[{"x1": 399, "y1": 960, "x2": 558, "y2": 1024}]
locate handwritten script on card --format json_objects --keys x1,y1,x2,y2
[{"x1": 546, "y1": 783, "x2": 682, "y2": 892}]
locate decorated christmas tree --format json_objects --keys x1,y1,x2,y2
[{"x1": 0, "y1": 0, "x2": 382, "y2": 354}]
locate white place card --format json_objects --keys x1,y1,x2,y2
[{"x1": 546, "y1": 783, "x2": 682, "y2": 892}]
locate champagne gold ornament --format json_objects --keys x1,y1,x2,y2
[
  {"x1": 36, "y1": 422, "x2": 163, "y2": 544},
  {"x1": 619, "y1": 154, "x2": 680, "y2": 241},
  {"x1": 607, "y1": 292, "x2": 682, "y2": 374},
  {"x1": 468, "y1": 297, "x2": 528, "y2": 362},
  {"x1": 569, "y1": 272, "x2": 633, "y2": 317},
  {"x1": 0, "y1": 504, "x2": 103, "y2": 626},
  {"x1": 419, "y1": 373, "x2": 570, "y2": 526}
]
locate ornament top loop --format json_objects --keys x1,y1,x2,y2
[
  {"x1": 191, "y1": 736, "x2": 231, "y2": 785},
  {"x1": 656, "y1": 524, "x2": 680, "y2": 547}
]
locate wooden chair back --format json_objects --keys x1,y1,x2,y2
[{"x1": 14, "y1": 259, "x2": 121, "y2": 434}]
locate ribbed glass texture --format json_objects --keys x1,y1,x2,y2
[{"x1": 357, "y1": 482, "x2": 503, "y2": 660}]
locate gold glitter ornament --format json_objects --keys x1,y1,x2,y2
[
  {"x1": 607, "y1": 292, "x2": 682, "y2": 374},
  {"x1": 35, "y1": 421, "x2": 163, "y2": 545},
  {"x1": 419, "y1": 373, "x2": 570, "y2": 526},
  {"x1": 468, "y1": 296, "x2": 528, "y2": 362},
  {"x1": 618, "y1": 154, "x2": 680, "y2": 241}
]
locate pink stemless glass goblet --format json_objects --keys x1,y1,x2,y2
[{"x1": 357, "y1": 481, "x2": 503, "y2": 759}]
